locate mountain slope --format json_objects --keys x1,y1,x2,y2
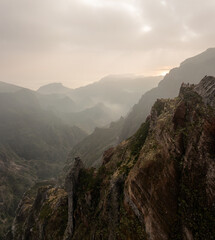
[
  {"x1": 38, "y1": 75, "x2": 162, "y2": 117},
  {"x1": 119, "y1": 48, "x2": 215, "y2": 141},
  {"x1": 0, "y1": 81, "x2": 23, "y2": 93},
  {"x1": 0, "y1": 89, "x2": 87, "y2": 238},
  {"x1": 0, "y1": 89, "x2": 87, "y2": 173},
  {"x1": 0, "y1": 145, "x2": 36, "y2": 237},
  {"x1": 37, "y1": 93, "x2": 77, "y2": 113},
  {"x1": 67, "y1": 117, "x2": 125, "y2": 167},
  {"x1": 67, "y1": 48, "x2": 215, "y2": 168},
  {"x1": 11, "y1": 76, "x2": 215, "y2": 240},
  {"x1": 62, "y1": 103, "x2": 120, "y2": 134},
  {"x1": 37, "y1": 83, "x2": 71, "y2": 95}
]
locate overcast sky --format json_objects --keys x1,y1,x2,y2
[{"x1": 0, "y1": 0, "x2": 215, "y2": 89}]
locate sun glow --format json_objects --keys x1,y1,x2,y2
[
  {"x1": 141, "y1": 25, "x2": 152, "y2": 33},
  {"x1": 81, "y1": 0, "x2": 103, "y2": 8},
  {"x1": 160, "y1": 70, "x2": 169, "y2": 76}
]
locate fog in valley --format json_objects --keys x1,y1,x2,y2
[{"x1": 0, "y1": 1, "x2": 215, "y2": 239}]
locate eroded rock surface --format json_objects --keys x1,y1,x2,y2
[{"x1": 11, "y1": 77, "x2": 215, "y2": 240}]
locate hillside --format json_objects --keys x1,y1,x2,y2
[
  {"x1": 0, "y1": 89, "x2": 87, "y2": 238},
  {"x1": 0, "y1": 145, "x2": 36, "y2": 237},
  {"x1": 119, "y1": 48, "x2": 215, "y2": 141},
  {"x1": 37, "y1": 75, "x2": 162, "y2": 126},
  {"x1": 68, "y1": 48, "x2": 215, "y2": 168},
  {"x1": 67, "y1": 117, "x2": 125, "y2": 168},
  {"x1": 0, "y1": 81, "x2": 23, "y2": 93},
  {"x1": 37, "y1": 83, "x2": 71, "y2": 95},
  {"x1": 10, "y1": 76, "x2": 215, "y2": 240}
]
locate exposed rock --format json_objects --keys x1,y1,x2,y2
[
  {"x1": 119, "y1": 48, "x2": 215, "y2": 142},
  {"x1": 63, "y1": 157, "x2": 84, "y2": 240},
  {"x1": 11, "y1": 76, "x2": 215, "y2": 240},
  {"x1": 12, "y1": 180, "x2": 68, "y2": 240},
  {"x1": 66, "y1": 117, "x2": 125, "y2": 168},
  {"x1": 194, "y1": 75, "x2": 215, "y2": 107},
  {"x1": 125, "y1": 76, "x2": 215, "y2": 239}
]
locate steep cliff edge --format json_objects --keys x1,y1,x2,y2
[
  {"x1": 11, "y1": 76, "x2": 215, "y2": 240},
  {"x1": 119, "y1": 48, "x2": 215, "y2": 141},
  {"x1": 125, "y1": 76, "x2": 215, "y2": 239}
]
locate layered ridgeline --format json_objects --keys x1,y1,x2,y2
[
  {"x1": 11, "y1": 76, "x2": 215, "y2": 240},
  {"x1": 0, "y1": 89, "x2": 86, "y2": 238},
  {"x1": 0, "y1": 75, "x2": 160, "y2": 237},
  {"x1": 67, "y1": 117, "x2": 125, "y2": 168},
  {"x1": 0, "y1": 89, "x2": 87, "y2": 177},
  {"x1": 37, "y1": 75, "x2": 161, "y2": 115},
  {"x1": 37, "y1": 75, "x2": 161, "y2": 133},
  {"x1": 68, "y1": 48, "x2": 215, "y2": 167},
  {"x1": 119, "y1": 48, "x2": 215, "y2": 140}
]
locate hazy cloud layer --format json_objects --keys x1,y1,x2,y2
[{"x1": 0, "y1": 0, "x2": 215, "y2": 89}]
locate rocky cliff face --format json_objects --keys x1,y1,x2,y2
[
  {"x1": 11, "y1": 76, "x2": 215, "y2": 240},
  {"x1": 0, "y1": 89, "x2": 87, "y2": 238},
  {"x1": 119, "y1": 48, "x2": 215, "y2": 142},
  {"x1": 66, "y1": 117, "x2": 125, "y2": 168},
  {"x1": 0, "y1": 146, "x2": 37, "y2": 239},
  {"x1": 67, "y1": 48, "x2": 215, "y2": 169},
  {"x1": 11, "y1": 181, "x2": 67, "y2": 240}
]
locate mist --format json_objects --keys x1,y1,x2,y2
[
  {"x1": 0, "y1": 0, "x2": 215, "y2": 89},
  {"x1": 1, "y1": 0, "x2": 215, "y2": 239}
]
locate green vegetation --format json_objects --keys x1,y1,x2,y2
[
  {"x1": 182, "y1": 88, "x2": 202, "y2": 103},
  {"x1": 39, "y1": 203, "x2": 52, "y2": 220},
  {"x1": 178, "y1": 182, "x2": 215, "y2": 240},
  {"x1": 152, "y1": 99, "x2": 165, "y2": 116},
  {"x1": 117, "y1": 206, "x2": 146, "y2": 240},
  {"x1": 76, "y1": 168, "x2": 104, "y2": 209},
  {"x1": 130, "y1": 120, "x2": 150, "y2": 157}
]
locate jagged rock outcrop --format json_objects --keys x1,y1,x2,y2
[
  {"x1": 0, "y1": 146, "x2": 36, "y2": 239},
  {"x1": 66, "y1": 117, "x2": 125, "y2": 168},
  {"x1": 11, "y1": 76, "x2": 215, "y2": 240},
  {"x1": 0, "y1": 88, "x2": 87, "y2": 238},
  {"x1": 63, "y1": 157, "x2": 84, "y2": 240},
  {"x1": 67, "y1": 48, "x2": 215, "y2": 169},
  {"x1": 124, "y1": 76, "x2": 215, "y2": 239},
  {"x1": 119, "y1": 48, "x2": 215, "y2": 142},
  {"x1": 194, "y1": 75, "x2": 215, "y2": 107},
  {"x1": 11, "y1": 180, "x2": 68, "y2": 240},
  {"x1": 11, "y1": 159, "x2": 84, "y2": 240}
]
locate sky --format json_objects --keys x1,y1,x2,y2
[{"x1": 0, "y1": 0, "x2": 215, "y2": 90}]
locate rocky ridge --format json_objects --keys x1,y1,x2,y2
[
  {"x1": 10, "y1": 76, "x2": 215, "y2": 240},
  {"x1": 67, "y1": 48, "x2": 215, "y2": 169}
]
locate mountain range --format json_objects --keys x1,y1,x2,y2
[
  {"x1": 0, "y1": 89, "x2": 87, "y2": 238},
  {"x1": 1, "y1": 48, "x2": 215, "y2": 239},
  {"x1": 37, "y1": 75, "x2": 161, "y2": 133},
  {"x1": 67, "y1": 48, "x2": 215, "y2": 167},
  {"x1": 0, "y1": 74, "x2": 160, "y2": 238},
  {"x1": 10, "y1": 76, "x2": 215, "y2": 240}
]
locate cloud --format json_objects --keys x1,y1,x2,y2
[{"x1": 0, "y1": 0, "x2": 215, "y2": 89}]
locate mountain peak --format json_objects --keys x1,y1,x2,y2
[
  {"x1": 180, "y1": 47, "x2": 215, "y2": 66},
  {"x1": 0, "y1": 81, "x2": 23, "y2": 93},
  {"x1": 194, "y1": 76, "x2": 215, "y2": 107},
  {"x1": 180, "y1": 76, "x2": 215, "y2": 107},
  {"x1": 37, "y1": 82, "x2": 71, "y2": 95}
]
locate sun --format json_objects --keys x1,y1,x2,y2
[{"x1": 161, "y1": 70, "x2": 169, "y2": 76}]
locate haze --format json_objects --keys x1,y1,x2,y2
[{"x1": 0, "y1": 0, "x2": 215, "y2": 89}]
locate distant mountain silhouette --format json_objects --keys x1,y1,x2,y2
[
  {"x1": 37, "y1": 75, "x2": 162, "y2": 124},
  {"x1": 37, "y1": 82, "x2": 71, "y2": 94},
  {"x1": 67, "y1": 117, "x2": 125, "y2": 167},
  {"x1": 35, "y1": 75, "x2": 161, "y2": 133},
  {"x1": 119, "y1": 48, "x2": 215, "y2": 140},
  {"x1": 0, "y1": 89, "x2": 87, "y2": 236},
  {"x1": 68, "y1": 48, "x2": 215, "y2": 167},
  {"x1": 0, "y1": 81, "x2": 24, "y2": 93}
]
